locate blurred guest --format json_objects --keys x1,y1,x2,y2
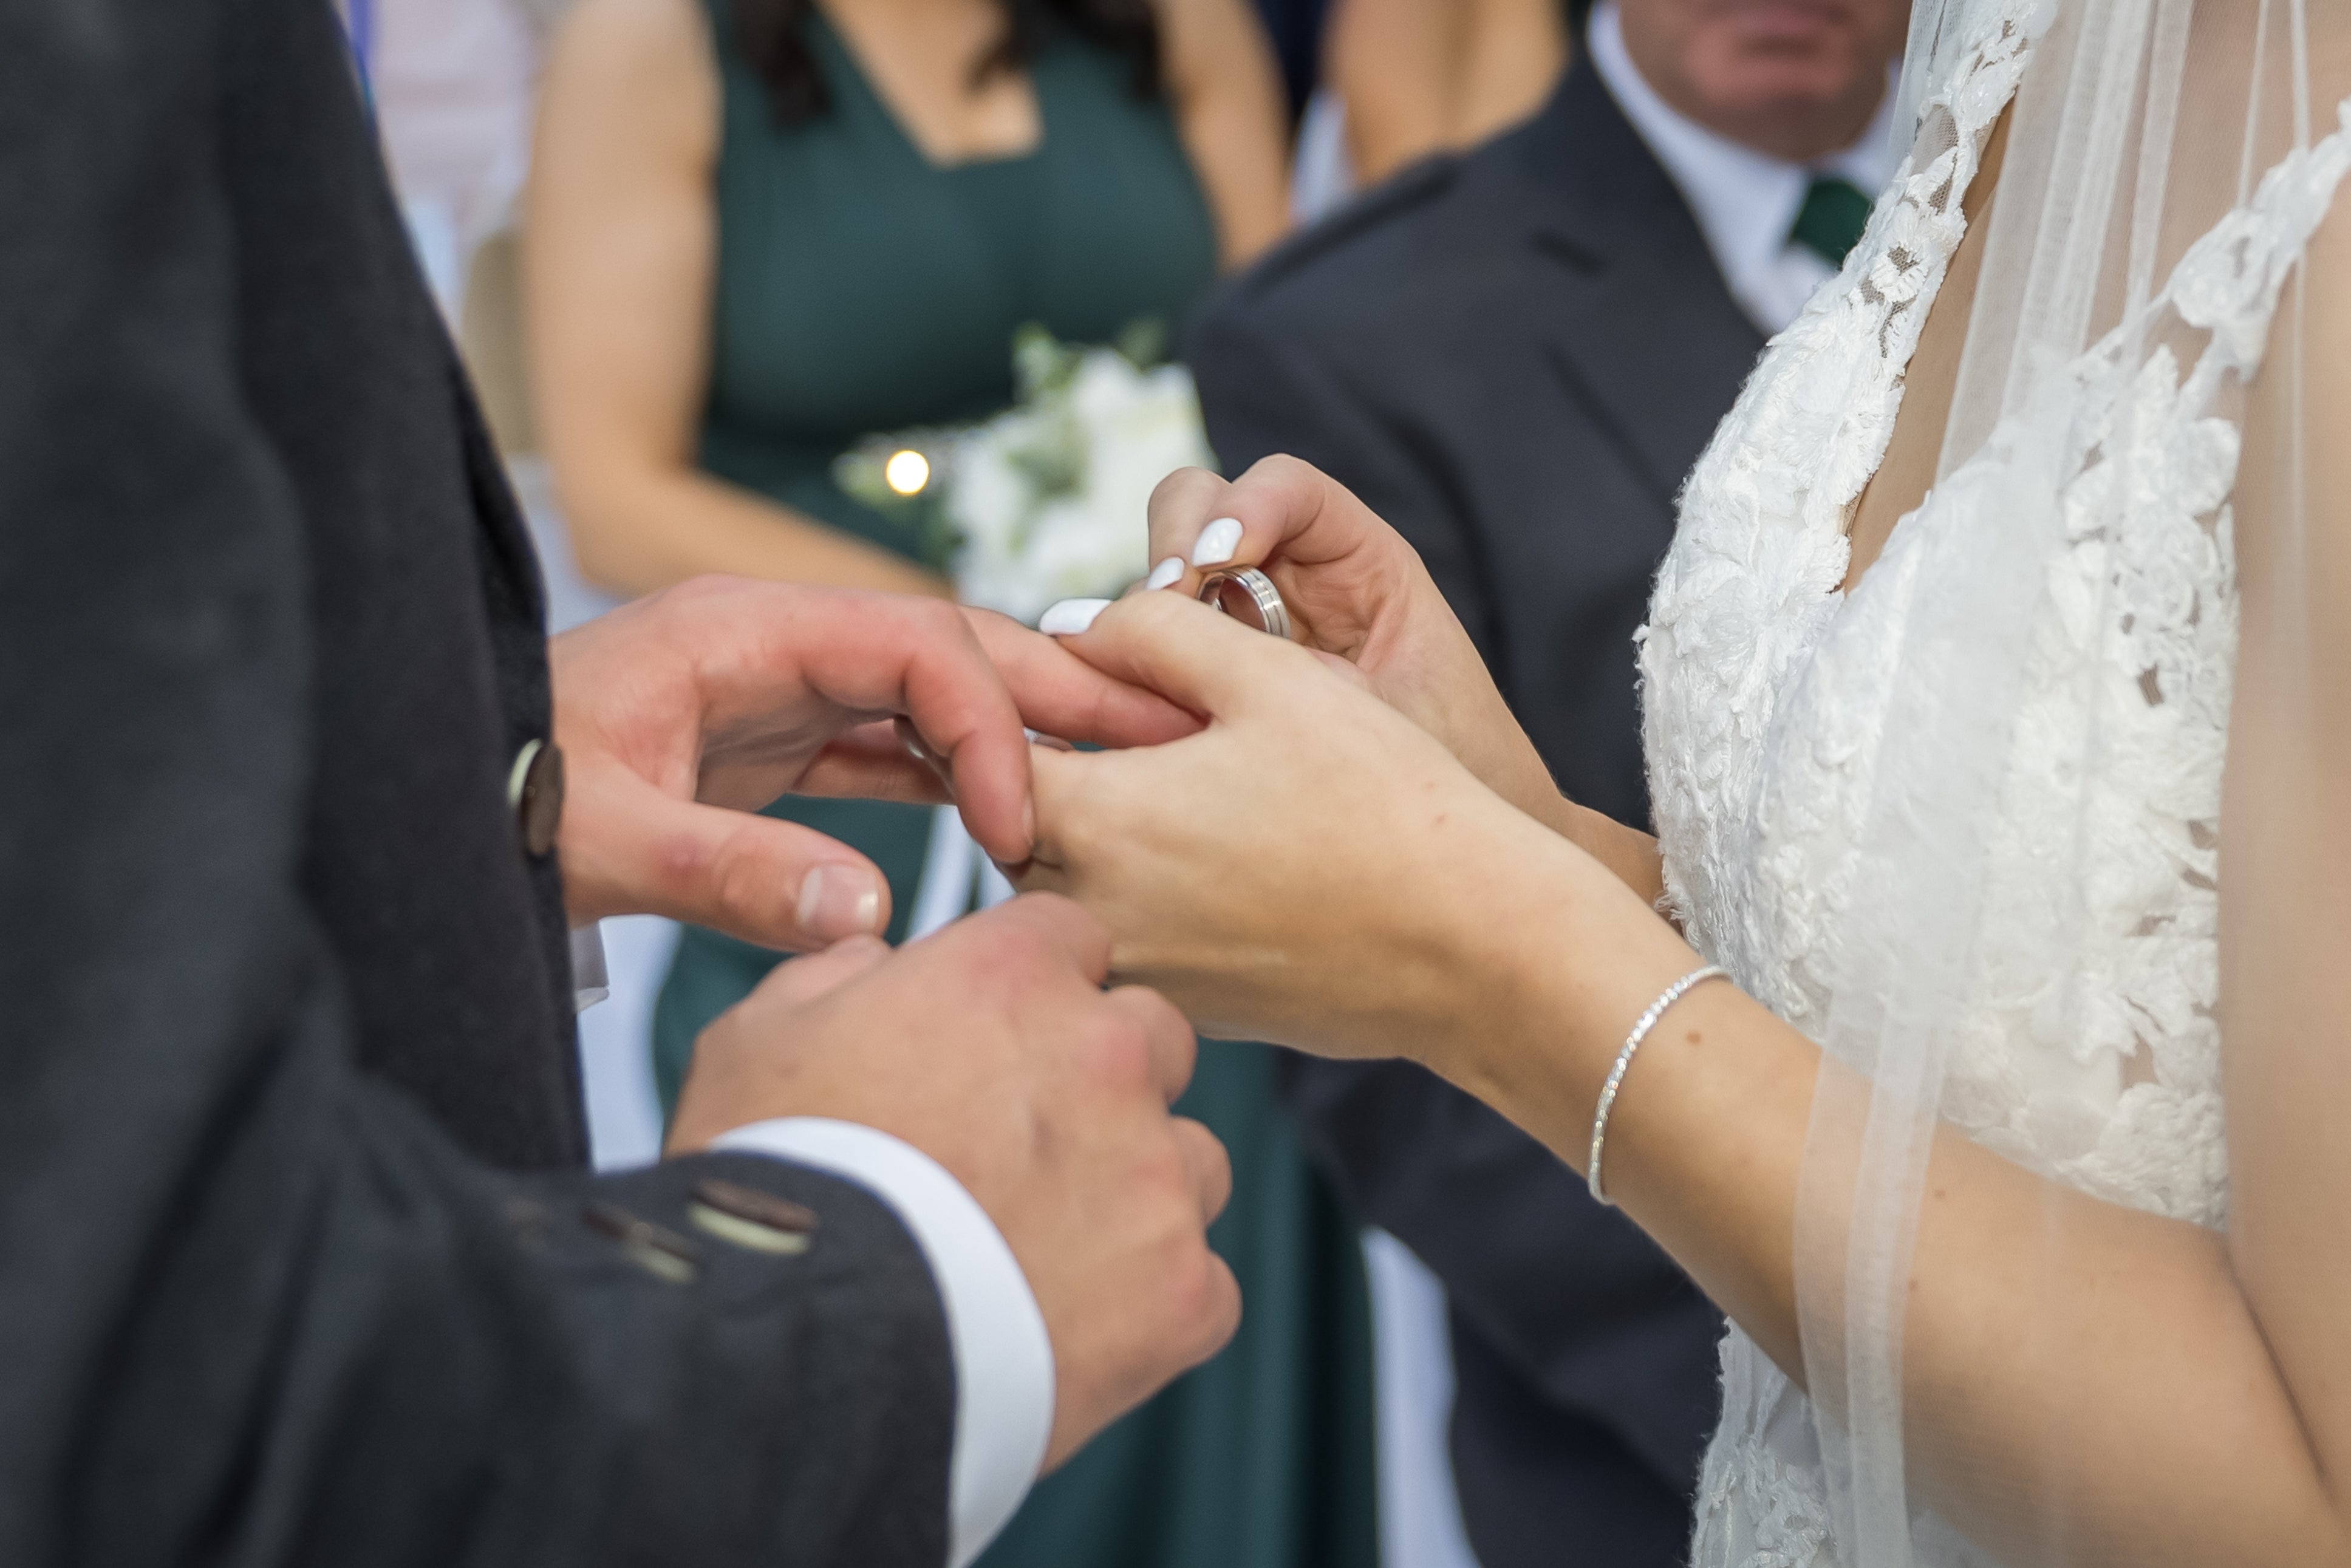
[
  {"x1": 529, "y1": 5, "x2": 1371, "y2": 1567},
  {"x1": 350, "y1": 0, "x2": 541, "y2": 318},
  {"x1": 1294, "y1": 0, "x2": 1571, "y2": 218},
  {"x1": 1189, "y1": 1, "x2": 1908, "y2": 1564}
]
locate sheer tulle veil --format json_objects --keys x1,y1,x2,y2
[{"x1": 1791, "y1": 0, "x2": 2348, "y2": 1561}]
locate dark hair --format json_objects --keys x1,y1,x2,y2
[{"x1": 734, "y1": 0, "x2": 1162, "y2": 126}]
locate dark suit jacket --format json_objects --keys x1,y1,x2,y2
[
  {"x1": 0, "y1": 2, "x2": 955, "y2": 1562},
  {"x1": 1189, "y1": 59, "x2": 1765, "y2": 1568}
]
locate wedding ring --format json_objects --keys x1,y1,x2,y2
[{"x1": 1196, "y1": 567, "x2": 1291, "y2": 640}]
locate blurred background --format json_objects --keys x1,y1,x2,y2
[{"x1": 347, "y1": 1, "x2": 1897, "y2": 1563}]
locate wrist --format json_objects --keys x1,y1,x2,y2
[{"x1": 1424, "y1": 822, "x2": 1702, "y2": 1166}]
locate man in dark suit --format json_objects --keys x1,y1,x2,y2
[
  {"x1": 1189, "y1": 1, "x2": 1908, "y2": 1563},
  {"x1": 0, "y1": 2, "x2": 1234, "y2": 1563}
]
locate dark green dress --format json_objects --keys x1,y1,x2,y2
[{"x1": 654, "y1": 12, "x2": 1376, "y2": 1567}]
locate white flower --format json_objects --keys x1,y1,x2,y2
[{"x1": 941, "y1": 339, "x2": 1215, "y2": 624}]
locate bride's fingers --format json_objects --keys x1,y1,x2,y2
[
  {"x1": 1044, "y1": 590, "x2": 1296, "y2": 722},
  {"x1": 1142, "y1": 467, "x2": 1235, "y2": 588},
  {"x1": 961, "y1": 608, "x2": 1201, "y2": 748},
  {"x1": 1023, "y1": 738, "x2": 1099, "y2": 870},
  {"x1": 1170, "y1": 455, "x2": 1385, "y2": 574}
]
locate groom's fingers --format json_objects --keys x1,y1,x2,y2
[
  {"x1": 791, "y1": 720, "x2": 955, "y2": 805},
  {"x1": 739, "y1": 590, "x2": 1037, "y2": 864},
  {"x1": 565, "y1": 766, "x2": 893, "y2": 951},
  {"x1": 1106, "y1": 984, "x2": 1198, "y2": 1106},
  {"x1": 1170, "y1": 1117, "x2": 1235, "y2": 1227}
]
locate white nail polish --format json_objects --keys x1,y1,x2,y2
[
  {"x1": 1145, "y1": 556, "x2": 1185, "y2": 591},
  {"x1": 1192, "y1": 517, "x2": 1243, "y2": 568},
  {"x1": 1039, "y1": 598, "x2": 1112, "y2": 636}
]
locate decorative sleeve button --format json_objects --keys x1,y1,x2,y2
[
  {"x1": 507, "y1": 738, "x2": 565, "y2": 857},
  {"x1": 689, "y1": 1178, "x2": 821, "y2": 1256}
]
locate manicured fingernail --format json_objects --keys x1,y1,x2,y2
[
  {"x1": 1145, "y1": 556, "x2": 1186, "y2": 591},
  {"x1": 797, "y1": 864, "x2": 882, "y2": 942},
  {"x1": 1192, "y1": 517, "x2": 1243, "y2": 567},
  {"x1": 1039, "y1": 598, "x2": 1111, "y2": 636}
]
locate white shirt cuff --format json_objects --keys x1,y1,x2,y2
[{"x1": 711, "y1": 1117, "x2": 1054, "y2": 1568}]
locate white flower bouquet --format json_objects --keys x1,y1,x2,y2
[{"x1": 834, "y1": 321, "x2": 1215, "y2": 626}]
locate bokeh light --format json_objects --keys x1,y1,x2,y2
[{"x1": 884, "y1": 449, "x2": 930, "y2": 496}]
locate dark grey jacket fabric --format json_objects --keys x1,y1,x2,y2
[
  {"x1": 1189, "y1": 59, "x2": 1761, "y2": 1568},
  {"x1": 0, "y1": 1, "x2": 955, "y2": 1562}
]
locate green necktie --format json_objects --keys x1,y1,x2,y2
[{"x1": 1791, "y1": 176, "x2": 1873, "y2": 265}]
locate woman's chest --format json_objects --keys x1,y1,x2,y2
[
  {"x1": 1642, "y1": 326, "x2": 2242, "y2": 1224},
  {"x1": 1634, "y1": 0, "x2": 2257, "y2": 1222},
  {"x1": 704, "y1": 44, "x2": 1216, "y2": 438}
]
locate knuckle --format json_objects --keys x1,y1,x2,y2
[
  {"x1": 955, "y1": 916, "x2": 1041, "y2": 990},
  {"x1": 1085, "y1": 1016, "x2": 1156, "y2": 1097},
  {"x1": 1254, "y1": 452, "x2": 1314, "y2": 493},
  {"x1": 1020, "y1": 891, "x2": 1108, "y2": 960},
  {"x1": 1185, "y1": 1117, "x2": 1232, "y2": 1184},
  {"x1": 1121, "y1": 982, "x2": 1190, "y2": 1038},
  {"x1": 1013, "y1": 888, "x2": 1080, "y2": 923},
  {"x1": 907, "y1": 595, "x2": 969, "y2": 641},
  {"x1": 1122, "y1": 586, "x2": 1189, "y2": 633},
  {"x1": 1147, "y1": 465, "x2": 1215, "y2": 514},
  {"x1": 1164, "y1": 1244, "x2": 1240, "y2": 1354},
  {"x1": 663, "y1": 574, "x2": 737, "y2": 618}
]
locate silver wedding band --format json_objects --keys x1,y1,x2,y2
[{"x1": 1196, "y1": 567, "x2": 1291, "y2": 641}]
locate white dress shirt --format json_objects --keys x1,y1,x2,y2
[
  {"x1": 714, "y1": 1117, "x2": 1056, "y2": 1568},
  {"x1": 1587, "y1": 1, "x2": 1900, "y2": 335}
]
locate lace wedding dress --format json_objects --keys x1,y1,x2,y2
[{"x1": 1636, "y1": 0, "x2": 2351, "y2": 1561}]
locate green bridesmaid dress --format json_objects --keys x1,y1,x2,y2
[{"x1": 652, "y1": 9, "x2": 1376, "y2": 1567}]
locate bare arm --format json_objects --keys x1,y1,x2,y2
[
  {"x1": 1036, "y1": 16, "x2": 2351, "y2": 1559},
  {"x1": 1328, "y1": 0, "x2": 1567, "y2": 185},
  {"x1": 1137, "y1": 462, "x2": 1665, "y2": 902},
  {"x1": 525, "y1": 0, "x2": 950, "y2": 599},
  {"x1": 1031, "y1": 536, "x2": 2351, "y2": 1566},
  {"x1": 1152, "y1": 0, "x2": 1292, "y2": 268}
]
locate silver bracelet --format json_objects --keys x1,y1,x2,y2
[{"x1": 1586, "y1": 964, "x2": 1731, "y2": 1207}]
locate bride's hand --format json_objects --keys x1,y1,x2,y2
[
  {"x1": 1019, "y1": 588, "x2": 1665, "y2": 1068},
  {"x1": 1132, "y1": 457, "x2": 1568, "y2": 829}
]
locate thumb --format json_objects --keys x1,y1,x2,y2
[{"x1": 578, "y1": 772, "x2": 893, "y2": 950}]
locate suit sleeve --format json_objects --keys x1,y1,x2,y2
[
  {"x1": 1189, "y1": 293, "x2": 1724, "y2": 1491},
  {"x1": 0, "y1": 12, "x2": 952, "y2": 1566}
]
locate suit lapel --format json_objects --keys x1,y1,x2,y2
[{"x1": 1503, "y1": 62, "x2": 1766, "y2": 510}]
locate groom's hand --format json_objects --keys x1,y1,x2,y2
[
  {"x1": 669, "y1": 893, "x2": 1240, "y2": 1469},
  {"x1": 550, "y1": 576, "x2": 1198, "y2": 951}
]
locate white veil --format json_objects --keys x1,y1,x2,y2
[{"x1": 1792, "y1": 0, "x2": 2350, "y2": 1561}]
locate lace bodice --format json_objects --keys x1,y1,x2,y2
[{"x1": 1635, "y1": 1, "x2": 2351, "y2": 1561}]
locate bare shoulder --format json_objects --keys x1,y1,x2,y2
[{"x1": 541, "y1": 0, "x2": 718, "y2": 160}]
